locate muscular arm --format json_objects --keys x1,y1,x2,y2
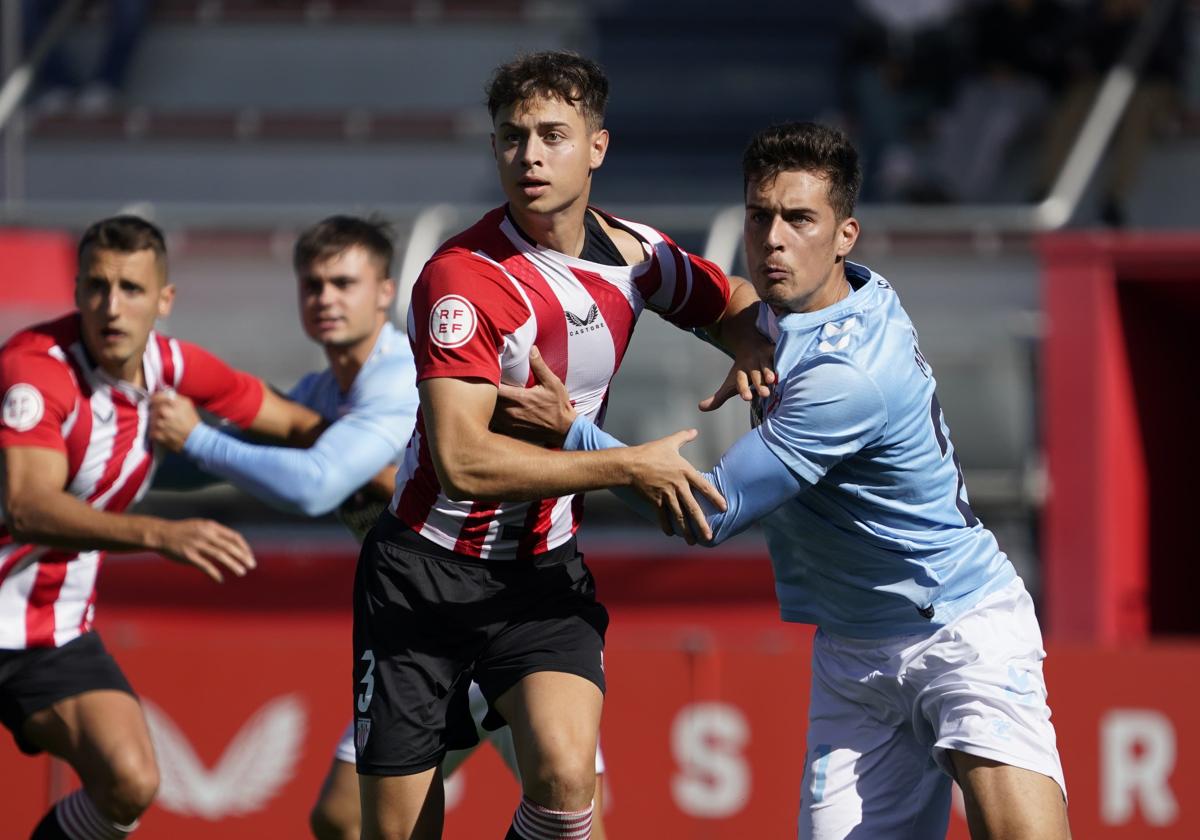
[
  {"x1": 422, "y1": 376, "x2": 722, "y2": 539},
  {"x1": 423, "y1": 377, "x2": 645, "y2": 501},
  {"x1": 563, "y1": 416, "x2": 803, "y2": 546},
  {"x1": 1, "y1": 446, "x2": 253, "y2": 580}
]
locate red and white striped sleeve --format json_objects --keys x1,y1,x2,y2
[
  {"x1": 643, "y1": 236, "x2": 731, "y2": 329},
  {"x1": 411, "y1": 250, "x2": 531, "y2": 386},
  {"x1": 0, "y1": 346, "x2": 76, "y2": 454},
  {"x1": 173, "y1": 339, "x2": 264, "y2": 429}
]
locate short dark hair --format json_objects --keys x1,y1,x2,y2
[
  {"x1": 77, "y1": 215, "x2": 167, "y2": 271},
  {"x1": 293, "y1": 215, "x2": 394, "y2": 277},
  {"x1": 743, "y1": 122, "x2": 862, "y2": 220},
  {"x1": 486, "y1": 50, "x2": 608, "y2": 130}
]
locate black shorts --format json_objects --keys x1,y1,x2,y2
[
  {"x1": 352, "y1": 514, "x2": 608, "y2": 776},
  {"x1": 0, "y1": 631, "x2": 135, "y2": 755}
]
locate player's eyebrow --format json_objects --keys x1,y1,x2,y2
[
  {"x1": 745, "y1": 202, "x2": 817, "y2": 215},
  {"x1": 497, "y1": 120, "x2": 571, "y2": 132}
]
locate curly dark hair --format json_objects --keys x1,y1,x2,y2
[
  {"x1": 486, "y1": 50, "x2": 608, "y2": 130},
  {"x1": 743, "y1": 122, "x2": 862, "y2": 220}
]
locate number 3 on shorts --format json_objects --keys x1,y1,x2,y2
[{"x1": 357, "y1": 649, "x2": 376, "y2": 713}]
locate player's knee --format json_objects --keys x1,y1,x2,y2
[
  {"x1": 95, "y1": 747, "x2": 159, "y2": 823},
  {"x1": 526, "y1": 753, "x2": 596, "y2": 811},
  {"x1": 310, "y1": 796, "x2": 361, "y2": 840}
]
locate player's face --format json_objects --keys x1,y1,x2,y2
[
  {"x1": 297, "y1": 245, "x2": 395, "y2": 350},
  {"x1": 491, "y1": 95, "x2": 608, "y2": 217},
  {"x1": 75, "y1": 247, "x2": 174, "y2": 381},
  {"x1": 743, "y1": 169, "x2": 859, "y2": 314}
]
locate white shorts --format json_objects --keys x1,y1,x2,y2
[
  {"x1": 799, "y1": 576, "x2": 1065, "y2": 840},
  {"x1": 334, "y1": 681, "x2": 605, "y2": 778}
]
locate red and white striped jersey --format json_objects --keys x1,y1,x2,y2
[
  {"x1": 0, "y1": 314, "x2": 263, "y2": 649},
  {"x1": 391, "y1": 206, "x2": 731, "y2": 560}
]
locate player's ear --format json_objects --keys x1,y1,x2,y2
[
  {"x1": 835, "y1": 216, "x2": 860, "y2": 259},
  {"x1": 589, "y1": 128, "x2": 609, "y2": 172},
  {"x1": 157, "y1": 282, "x2": 176, "y2": 319},
  {"x1": 378, "y1": 276, "x2": 397, "y2": 312}
]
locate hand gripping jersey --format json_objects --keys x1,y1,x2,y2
[
  {"x1": 0, "y1": 314, "x2": 263, "y2": 649},
  {"x1": 391, "y1": 206, "x2": 730, "y2": 560}
]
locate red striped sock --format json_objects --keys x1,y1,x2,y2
[{"x1": 508, "y1": 795, "x2": 592, "y2": 840}]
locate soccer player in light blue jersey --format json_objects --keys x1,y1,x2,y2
[
  {"x1": 148, "y1": 216, "x2": 609, "y2": 840},
  {"x1": 501, "y1": 124, "x2": 1070, "y2": 839}
]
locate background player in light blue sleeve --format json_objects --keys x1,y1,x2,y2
[
  {"x1": 148, "y1": 216, "x2": 609, "y2": 840},
  {"x1": 500, "y1": 124, "x2": 1070, "y2": 840}
]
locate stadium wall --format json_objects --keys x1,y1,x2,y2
[{"x1": 1, "y1": 547, "x2": 1196, "y2": 838}]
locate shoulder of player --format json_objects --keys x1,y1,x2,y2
[
  {"x1": 350, "y1": 352, "x2": 416, "y2": 402},
  {"x1": 0, "y1": 321, "x2": 78, "y2": 386},
  {"x1": 1, "y1": 312, "x2": 79, "y2": 357},
  {"x1": 587, "y1": 208, "x2": 651, "y2": 266}
]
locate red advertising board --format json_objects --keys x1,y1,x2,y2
[{"x1": 2, "y1": 549, "x2": 1197, "y2": 837}]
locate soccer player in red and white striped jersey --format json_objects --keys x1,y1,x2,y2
[
  {"x1": 0, "y1": 216, "x2": 323, "y2": 840},
  {"x1": 353, "y1": 52, "x2": 774, "y2": 840}
]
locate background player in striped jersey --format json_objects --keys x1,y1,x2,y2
[
  {"x1": 511, "y1": 122, "x2": 1070, "y2": 839},
  {"x1": 147, "y1": 215, "x2": 609, "y2": 840},
  {"x1": 353, "y1": 51, "x2": 773, "y2": 840},
  {"x1": 0, "y1": 216, "x2": 326, "y2": 840}
]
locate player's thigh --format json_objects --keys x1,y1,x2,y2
[
  {"x1": 799, "y1": 717, "x2": 951, "y2": 840},
  {"x1": 23, "y1": 688, "x2": 158, "y2": 795},
  {"x1": 494, "y1": 670, "x2": 602, "y2": 808},
  {"x1": 951, "y1": 752, "x2": 1070, "y2": 840},
  {"x1": 801, "y1": 636, "x2": 950, "y2": 840},
  {"x1": 359, "y1": 767, "x2": 444, "y2": 840}
]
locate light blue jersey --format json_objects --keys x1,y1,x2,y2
[
  {"x1": 565, "y1": 262, "x2": 1014, "y2": 638},
  {"x1": 182, "y1": 322, "x2": 418, "y2": 517}
]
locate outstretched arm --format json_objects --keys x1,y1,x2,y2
[
  {"x1": 563, "y1": 416, "x2": 801, "y2": 545},
  {"x1": 495, "y1": 346, "x2": 799, "y2": 544},
  {"x1": 1, "y1": 445, "x2": 254, "y2": 582},
  {"x1": 423, "y1": 368, "x2": 724, "y2": 542},
  {"x1": 151, "y1": 392, "x2": 404, "y2": 517}
]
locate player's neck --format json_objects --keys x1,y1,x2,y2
[
  {"x1": 508, "y1": 194, "x2": 591, "y2": 257},
  {"x1": 325, "y1": 320, "x2": 385, "y2": 393}
]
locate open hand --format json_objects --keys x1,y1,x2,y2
[
  {"x1": 628, "y1": 429, "x2": 726, "y2": 544},
  {"x1": 699, "y1": 335, "x2": 777, "y2": 412},
  {"x1": 159, "y1": 518, "x2": 256, "y2": 582}
]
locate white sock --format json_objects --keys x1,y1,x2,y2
[
  {"x1": 55, "y1": 790, "x2": 138, "y2": 840},
  {"x1": 511, "y1": 795, "x2": 592, "y2": 839}
]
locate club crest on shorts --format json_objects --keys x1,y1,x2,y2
[
  {"x1": 1, "y1": 383, "x2": 44, "y2": 432},
  {"x1": 356, "y1": 717, "x2": 372, "y2": 753},
  {"x1": 429, "y1": 294, "x2": 478, "y2": 348}
]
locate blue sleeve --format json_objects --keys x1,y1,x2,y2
[
  {"x1": 757, "y1": 357, "x2": 887, "y2": 484},
  {"x1": 181, "y1": 362, "x2": 418, "y2": 516},
  {"x1": 562, "y1": 416, "x2": 804, "y2": 546}
]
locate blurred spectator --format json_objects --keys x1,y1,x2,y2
[
  {"x1": 1036, "y1": 0, "x2": 1188, "y2": 226},
  {"x1": 841, "y1": 0, "x2": 969, "y2": 200},
  {"x1": 23, "y1": 0, "x2": 149, "y2": 115},
  {"x1": 933, "y1": 0, "x2": 1071, "y2": 202}
]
